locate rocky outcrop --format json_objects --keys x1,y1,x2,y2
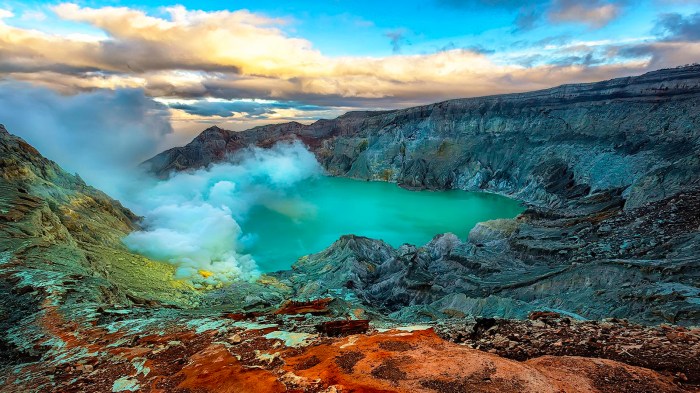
[
  {"x1": 272, "y1": 190, "x2": 700, "y2": 325},
  {"x1": 438, "y1": 312, "x2": 700, "y2": 383},
  {"x1": 3, "y1": 314, "x2": 691, "y2": 393},
  {"x1": 144, "y1": 122, "x2": 306, "y2": 175}
]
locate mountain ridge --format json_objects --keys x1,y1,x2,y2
[
  {"x1": 147, "y1": 63, "x2": 700, "y2": 165},
  {"x1": 144, "y1": 64, "x2": 700, "y2": 211}
]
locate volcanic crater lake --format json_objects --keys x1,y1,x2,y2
[{"x1": 240, "y1": 176, "x2": 524, "y2": 272}]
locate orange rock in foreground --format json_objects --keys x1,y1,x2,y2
[
  {"x1": 2, "y1": 310, "x2": 693, "y2": 393},
  {"x1": 276, "y1": 328, "x2": 686, "y2": 393},
  {"x1": 162, "y1": 327, "x2": 687, "y2": 393}
]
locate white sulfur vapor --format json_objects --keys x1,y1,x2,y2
[{"x1": 123, "y1": 141, "x2": 323, "y2": 286}]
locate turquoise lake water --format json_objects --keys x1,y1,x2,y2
[{"x1": 239, "y1": 176, "x2": 524, "y2": 272}]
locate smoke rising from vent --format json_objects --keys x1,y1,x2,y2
[{"x1": 123, "y1": 141, "x2": 323, "y2": 286}]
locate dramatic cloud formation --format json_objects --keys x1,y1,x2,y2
[
  {"x1": 1, "y1": 3, "x2": 694, "y2": 109},
  {"x1": 123, "y1": 141, "x2": 323, "y2": 286},
  {"x1": 548, "y1": 0, "x2": 623, "y2": 28},
  {"x1": 1, "y1": 3, "x2": 511, "y2": 101},
  {"x1": 0, "y1": 2, "x2": 698, "y2": 138}
]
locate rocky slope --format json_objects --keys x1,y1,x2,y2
[
  {"x1": 0, "y1": 124, "x2": 201, "y2": 368},
  {"x1": 145, "y1": 65, "x2": 700, "y2": 327},
  {"x1": 3, "y1": 125, "x2": 698, "y2": 392}
]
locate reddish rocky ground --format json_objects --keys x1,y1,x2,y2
[
  {"x1": 439, "y1": 312, "x2": 700, "y2": 385},
  {"x1": 2, "y1": 306, "x2": 697, "y2": 393}
]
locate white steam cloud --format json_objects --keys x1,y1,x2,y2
[
  {"x1": 123, "y1": 141, "x2": 323, "y2": 286},
  {"x1": 0, "y1": 83, "x2": 324, "y2": 285}
]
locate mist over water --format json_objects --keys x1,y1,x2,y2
[
  {"x1": 0, "y1": 83, "x2": 523, "y2": 286},
  {"x1": 121, "y1": 141, "x2": 524, "y2": 285},
  {"x1": 123, "y1": 141, "x2": 323, "y2": 287}
]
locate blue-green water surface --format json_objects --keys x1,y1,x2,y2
[{"x1": 240, "y1": 176, "x2": 523, "y2": 272}]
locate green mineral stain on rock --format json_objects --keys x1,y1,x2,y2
[
  {"x1": 186, "y1": 318, "x2": 231, "y2": 334},
  {"x1": 264, "y1": 331, "x2": 316, "y2": 347},
  {"x1": 131, "y1": 357, "x2": 150, "y2": 376},
  {"x1": 112, "y1": 376, "x2": 140, "y2": 392},
  {"x1": 0, "y1": 251, "x2": 11, "y2": 265},
  {"x1": 241, "y1": 176, "x2": 523, "y2": 271},
  {"x1": 232, "y1": 321, "x2": 278, "y2": 330}
]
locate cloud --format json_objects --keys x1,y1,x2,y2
[
  {"x1": 123, "y1": 141, "x2": 322, "y2": 285},
  {"x1": 435, "y1": 0, "x2": 548, "y2": 31},
  {"x1": 0, "y1": 4, "x2": 512, "y2": 103},
  {"x1": 49, "y1": 3, "x2": 319, "y2": 76},
  {"x1": 548, "y1": 0, "x2": 623, "y2": 28},
  {"x1": 436, "y1": 0, "x2": 622, "y2": 30},
  {"x1": 0, "y1": 2, "x2": 696, "y2": 127},
  {"x1": 654, "y1": 12, "x2": 700, "y2": 41},
  {"x1": 615, "y1": 41, "x2": 700, "y2": 68},
  {"x1": 0, "y1": 82, "x2": 173, "y2": 195},
  {"x1": 164, "y1": 99, "x2": 326, "y2": 119},
  {"x1": 436, "y1": 0, "x2": 544, "y2": 9},
  {"x1": 385, "y1": 29, "x2": 410, "y2": 54},
  {"x1": 458, "y1": 43, "x2": 495, "y2": 55},
  {"x1": 514, "y1": 6, "x2": 543, "y2": 31},
  {"x1": 608, "y1": 12, "x2": 700, "y2": 68},
  {"x1": 21, "y1": 10, "x2": 47, "y2": 22}
]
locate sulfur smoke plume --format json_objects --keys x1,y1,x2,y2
[{"x1": 123, "y1": 141, "x2": 323, "y2": 286}]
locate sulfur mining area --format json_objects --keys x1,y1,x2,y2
[{"x1": 1, "y1": 65, "x2": 700, "y2": 393}]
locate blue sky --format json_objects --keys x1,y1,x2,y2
[
  {"x1": 0, "y1": 0, "x2": 699, "y2": 142},
  {"x1": 5, "y1": 0, "x2": 692, "y2": 57}
]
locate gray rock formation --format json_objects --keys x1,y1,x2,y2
[{"x1": 144, "y1": 66, "x2": 700, "y2": 325}]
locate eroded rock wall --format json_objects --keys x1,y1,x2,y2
[{"x1": 144, "y1": 65, "x2": 700, "y2": 210}]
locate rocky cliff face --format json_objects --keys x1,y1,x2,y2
[
  {"x1": 144, "y1": 66, "x2": 700, "y2": 327},
  {"x1": 145, "y1": 65, "x2": 700, "y2": 210},
  {"x1": 0, "y1": 125, "x2": 201, "y2": 367}
]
